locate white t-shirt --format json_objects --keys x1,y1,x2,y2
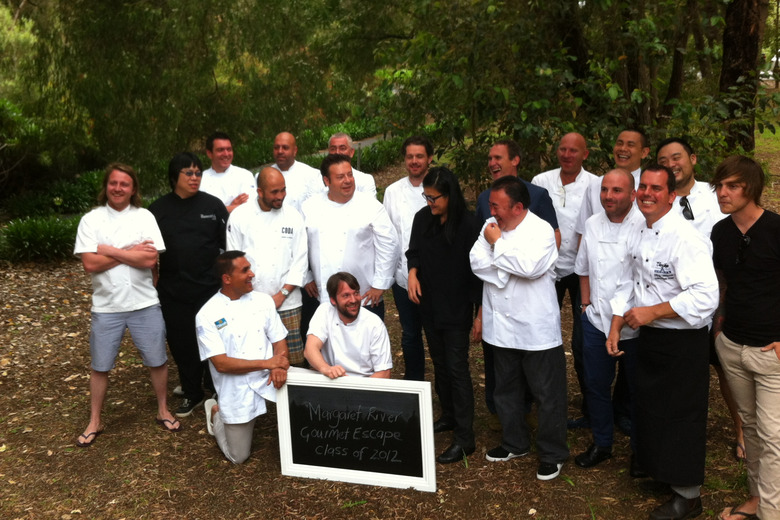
[
  {"x1": 308, "y1": 303, "x2": 392, "y2": 377},
  {"x1": 383, "y1": 176, "x2": 426, "y2": 288},
  {"x1": 196, "y1": 291, "x2": 288, "y2": 424},
  {"x1": 74, "y1": 205, "x2": 165, "y2": 313},
  {"x1": 201, "y1": 164, "x2": 257, "y2": 207},
  {"x1": 226, "y1": 201, "x2": 307, "y2": 311}
]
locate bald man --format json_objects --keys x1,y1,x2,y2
[
  {"x1": 227, "y1": 166, "x2": 308, "y2": 365},
  {"x1": 532, "y1": 132, "x2": 597, "y2": 428},
  {"x1": 270, "y1": 132, "x2": 323, "y2": 213}
]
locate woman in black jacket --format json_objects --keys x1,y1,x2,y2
[{"x1": 406, "y1": 167, "x2": 482, "y2": 464}]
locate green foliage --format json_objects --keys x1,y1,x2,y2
[
  {"x1": 0, "y1": 5, "x2": 37, "y2": 102},
  {"x1": 5, "y1": 169, "x2": 104, "y2": 218},
  {"x1": 355, "y1": 136, "x2": 405, "y2": 173},
  {"x1": 0, "y1": 215, "x2": 79, "y2": 262}
]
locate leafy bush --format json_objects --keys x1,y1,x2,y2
[
  {"x1": 1, "y1": 215, "x2": 79, "y2": 262},
  {"x1": 356, "y1": 136, "x2": 404, "y2": 173},
  {"x1": 4, "y1": 169, "x2": 104, "y2": 218}
]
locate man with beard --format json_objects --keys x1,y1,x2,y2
[
  {"x1": 271, "y1": 131, "x2": 323, "y2": 213},
  {"x1": 226, "y1": 166, "x2": 308, "y2": 366},
  {"x1": 304, "y1": 272, "x2": 392, "y2": 378},
  {"x1": 573, "y1": 170, "x2": 643, "y2": 470},
  {"x1": 383, "y1": 135, "x2": 435, "y2": 380}
]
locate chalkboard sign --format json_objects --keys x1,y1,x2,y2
[{"x1": 277, "y1": 368, "x2": 436, "y2": 492}]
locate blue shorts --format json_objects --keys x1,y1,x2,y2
[{"x1": 90, "y1": 304, "x2": 167, "y2": 371}]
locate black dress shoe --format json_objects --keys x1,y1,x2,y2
[
  {"x1": 436, "y1": 443, "x2": 475, "y2": 464},
  {"x1": 433, "y1": 418, "x2": 455, "y2": 433},
  {"x1": 649, "y1": 492, "x2": 702, "y2": 520},
  {"x1": 630, "y1": 454, "x2": 649, "y2": 478},
  {"x1": 575, "y1": 444, "x2": 612, "y2": 468}
]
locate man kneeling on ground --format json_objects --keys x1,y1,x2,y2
[
  {"x1": 196, "y1": 251, "x2": 290, "y2": 464},
  {"x1": 304, "y1": 272, "x2": 392, "y2": 379}
]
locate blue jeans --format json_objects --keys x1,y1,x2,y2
[
  {"x1": 581, "y1": 313, "x2": 638, "y2": 449},
  {"x1": 392, "y1": 283, "x2": 425, "y2": 381}
]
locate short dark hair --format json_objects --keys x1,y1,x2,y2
[
  {"x1": 621, "y1": 128, "x2": 649, "y2": 149},
  {"x1": 711, "y1": 155, "x2": 765, "y2": 206},
  {"x1": 493, "y1": 139, "x2": 522, "y2": 161},
  {"x1": 491, "y1": 175, "x2": 530, "y2": 209},
  {"x1": 167, "y1": 152, "x2": 203, "y2": 190},
  {"x1": 206, "y1": 132, "x2": 232, "y2": 152},
  {"x1": 319, "y1": 153, "x2": 352, "y2": 179},
  {"x1": 401, "y1": 135, "x2": 434, "y2": 157},
  {"x1": 642, "y1": 163, "x2": 676, "y2": 192},
  {"x1": 326, "y1": 272, "x2": 360, "y2": 300},
  {"x1": 215, "y1": 250, "x2": 246, "y2": 279},
  {"x1": 656, "y1": 137, "x2": 694, "y2": 158},
  {"x1": 98, "y1": 163, "x2": 142, "y2": 207}
]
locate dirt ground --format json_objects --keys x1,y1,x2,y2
[{"x1": 2, "y1": 150, "x2": 779, "y2": 519}]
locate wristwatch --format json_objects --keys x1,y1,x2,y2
[
  {"x1": 579, "y1": 303, "x2": 590, "y2": 310},
  {"x1": 280, "y1": 288, "x2": 290, "y2": 297}
]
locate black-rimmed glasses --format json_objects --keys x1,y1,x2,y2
[{"x1": 422, "y1": 193, "x2": 444, "y2": 203}]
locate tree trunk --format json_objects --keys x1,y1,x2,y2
[
  {"x1": 661, "y1": 3, "x2": 691, "y2": 118},
  {"x1": 718, "y1": 0, "x2": 768, "y2": 152},
  {"x1": 688, "y1": 0, "x2": 713, "y2": 79}
]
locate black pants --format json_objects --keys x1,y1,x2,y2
[
  {"x1": 159, "y1": 294, "x2": 214, "y2": 401},
  {"x1": 424, "y1": 323, "x2": 474, "y2": 447}
]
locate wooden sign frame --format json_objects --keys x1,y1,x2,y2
[{"x1": 276, "y1": 368, "x2": 436, "y2": 492}]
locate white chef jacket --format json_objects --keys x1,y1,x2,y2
[
  {"x1": 74, "y1": 205, "x2": 165, "y2": 313},
  {"x1": 270, "y1": 160, "x2": 323, "y2": 214},
  {"x1": 302, "y1": 191, "x2": 399, "y2": 304},
  {"x1": 469, "y1": 213, "x2": 561, "y2": 351},
  {"x1": 532, "y1": 167, "x2": 597, "y2": 278},
  {"x1": 226, "y1": 201, "x2": 308, "y2": 311},
  {"x1": 196, "y1": 291, "x2": 288, "y2": 424},
  {"x1": 383, "y1": 176, "x2": 426, "y2": 288},
  {"x1": 575, "y1": 205, "x2": 644, "y2": 337},
  {"x1": 673, "y1": 181, "x2": 726, "y2": 237},
  {"x1": 307, "y1": 302, "x2": 392, "y2": 377},
  {"x1": 200, "y1": 164, "x2": 257, "y2": 208},
  {"x1": 609, "y1": 210, "x2": 719, "y2": 330}
]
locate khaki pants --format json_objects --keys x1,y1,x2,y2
[
  {"x1": 213, "y1": 411, "x2": 256, "y2": 464},
  {"x1": 716, "y1": 333, "x2": 780, "y2": 520}
]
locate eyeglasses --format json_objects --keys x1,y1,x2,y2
[
  {"x1": 181, "y1": 169, "x2": 202, "y2": 177},
  {"x1": 679, "y1": 196, "x2": 694, "y2": 220},
  {"x1": 422, "y1": 193, "x2": 445, "y2": 203},
  {"x1": 736, "y1": 234, "x2": 751, "y2": 265}
]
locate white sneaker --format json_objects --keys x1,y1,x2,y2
[
  {"x1": 173, "y1": 385, "x2": 184, "y2": 396},
  {"x1": 204, "y1": 398, "x2": 217, "y2": 436}
]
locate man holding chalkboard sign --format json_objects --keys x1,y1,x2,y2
[
  {"x1": 196, "y1": 251, "x2": 291, "y2": 464},
  {"x1": 304, "y1": 272, "x2": 393, "y2": 379}
]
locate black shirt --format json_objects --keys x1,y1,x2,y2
[
  {"x1": 712, "y1": 210, "x2": 780, "y2": 346},
  {"x1": 406, "y1": 207, "x2": 482, "y2": 329},
  {"x1": 149, "y1": 191, "x2": 228, "y2": 302}
]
